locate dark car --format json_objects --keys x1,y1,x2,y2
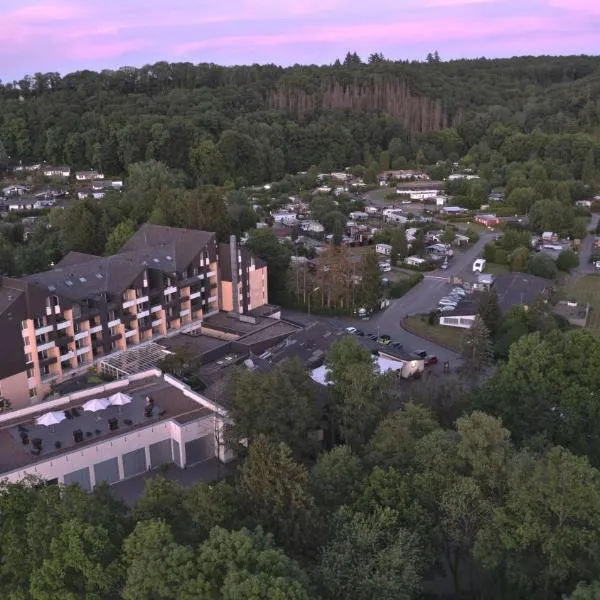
[
  {"x1": 355, "y1": 329, "x2": 365, "y2": 336},
  {"x1": 425, "y1": 355, "x2": 438, "y2": 367},
  {"x1": 392, "y1": 342, "x2": 403, "y2": 349},
  {"x1": 413, "y1": 350, "x2": 428, "y2": 359},
  {"x1": 367, "y1": 333, "x2": 378, "y2": 340}
]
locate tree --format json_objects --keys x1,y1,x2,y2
[
  {"x1": 318, "y1": 506, "x2": 423, "y2": 600},
  {"x1": 477, "y1": 287, "x2": 501, "y2": 336},
  {"x1": 236, "y1": 435, "x2": 319, "y2": 555},
  {"x1": 526, "y1": 253, "x2": 558, "y2": 279},
  {"x1": 473, "y1": 330, "x2": 600, "y2": 464},
  {"x1": 198, "y1": 526, "x2": 313, "y2": 600},
  {"x1": 104, "y1": 219, "x2": 136, "y2": 255},
  {"x1": 226, "y1": 358, "x2": 320, "y2": 460},
  {"x1": 132, "y1": 476, "x2": 190, "y2": 543},
  {"x1": 568, "y1": 581, "x2": 600, "y2": 600},
  {"x1": 461, "y1": 316, "x2": 494, "y2": 377},
  {"x1": 412, "y1": 229, "x2": 425, "y2": 255},
  {"x1": 556, "y1": 249, "x2": 580, "y2": 272},
  {"x1": 529, "y1": 199, "x2": 574, "y2": 236},
  {"x1": 582, "y1": 148, "x2": 597, "y2": 185},
  {"x1": 326, "y1": 335, "x2": 373, "y2": 388},
  {"x1": 245, "y1": 228, "x2": 291, "y2": 302},
  {"x1": 441, "y1": 227, "x2": 456, "y2": 245},
  {"x1": 58, "y1": 199, "x2": 107, "y2": 254},
  {"x1": 366, "y1": 403, "x2": 439, "y2": 469},
  {"x1": 475, "y1": 447, "x2": 600, "y2": 600},
  {"x1": 508, "y1": 245, "x2": 530, "y2": 272},
  {"x1": 182, "y1": 481, "x2": 240, "y2": 544},
  {"x1": 358, "y1": 249, "x2": 383, "y2": 312},
  {"x1": 309, "y1": 445, "x2": 363, "y2": 513},
  {"x1": 390, "y1": 227, "x2": 408, "y2": 265},
  {"x1": 121, "y1": 519, "x2": 200, "y2": 600},
  {"x1": 30, "y1": 519, "x2": 123, "y2": 600}
]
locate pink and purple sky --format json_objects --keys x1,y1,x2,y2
[{"x1": 1, "y1": 0, "x2": 598, "y2": 80}]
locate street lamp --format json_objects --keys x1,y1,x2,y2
[{"x1": 307, "y1": 286, "x2": 320, "y2": 318}]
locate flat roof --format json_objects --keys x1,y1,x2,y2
[
  {"x1": 161, "y1": 333, "x2": 230, "y2": 357},
  {"x1": 236, "y1": 320, "x2": 299, "y2": 346},
  {"x1": 0, "y1": 375, "x2": 213, "y2": 475},
  {"x1": 202, "y1": 312, "x2": 275, "y2": 336}
]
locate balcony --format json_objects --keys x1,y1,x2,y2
[
  {"x1": 137, "y1": 309, "x2": 150, "y2": 319},
  {"x1": 122, "y1": 312, "x2": 136, "y2": 322},
  {"x1": 190, "y1": 291, "x2": 201, "y2": 300},
  {"x1": 125, "y1": 329, "x2": 137, "y2": 339},
  {"x1": 164, "y1": 286, "x2": 177, "y2": 295},
  {"x1": 41, "y1": 372, "x2": 58, "y2": 384},
  {"x1": 180, "y1": 309, "x2": 190, "y2": 317},
  {"x1": 45, "y1": 305, "x2": 61, "y2": 316},
  {"x1": 207, "y1": 270, "x2": 216, "y2": 278},
  {"x1": 151, "y1": 305, "x2": 162, "y2": 313},
  {"x1": 74, "y1": 330, "x2": 89, "y2": 341},
  {"x1": 75, "y1": 346, "x2": 90, "y2": 356},
  {"x1": 123, "y1": 299, "x2": 135, "y2": 309},
  {"x1": 35, "y1": 324, "x2": 54, "y2": 336},
  {"x1": 136, "y1": 295, "x2": 149, "y2": 304},
  {"x1": 60, "y1": 351, "x2": 75, "y2": 362},
  {"x1": 89, "y1": 325, "x2": 103, "y2": 334},
  {"x1": 37, "y1": 340, "x2": 56, "y2": 352},
  {"x1": 208, "y1": 296, "x2": 218, "y2": 304},
  {"x1": 55, "y1": 333, "x2": 74, "y2": 346},
  {"x1": 108, "y1": 318, "x2": 121, "y2": 328},
  {"x1": 56, "y1": 320, "x2": 71, "y2": 331},
  {"x1": 151, "y1": 318, "x2": 162, "y2": 328}
]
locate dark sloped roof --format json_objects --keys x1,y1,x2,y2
[
  {"x1": 493, "y1": 271, "x2": 550, "y2": 311},
  {"x1": 25, "y1": 256, "x2": 145, "y2": 301},
  {"x1": 119, "y1": 224, "x2": 214, "y2": 272}
]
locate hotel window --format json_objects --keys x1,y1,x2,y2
[
  {"x1": 21, "y1": 320, "x2": 28, "y2": 330},
  {"x1": 29, "y1": 388, "x2": 37, "y2": 399},
  {"x1": 23, "y1": 336, "x2": 30, "y2": 347},
  {"x1": 34, "y1": 316, "x2": 45, "y2": 328},
  {"x1": 25, "y1": 352, "x2": 32, "y2": 363}
]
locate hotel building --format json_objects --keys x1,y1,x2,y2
[{"x1": 0, "y1": 225, "x2": 268, "y2": 409}]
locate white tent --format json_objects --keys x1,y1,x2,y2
[
  {"x1": 35, "y1": 411, "x2": 66, "y2": 427},
  {"x1": 108, "y1": 392, "x2": 132, "y2": 406},
  {"x1": 82, "y1": 398, "x2": 110, "y2": 412}
]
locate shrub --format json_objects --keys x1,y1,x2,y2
[
  {"x1": 389, "y1": 273, "x2": 424, "y2": 298},
  {"x1": 526, "y1": 253, "x2": 558, "y2": 279},
  {"x1": 556, "y1": 249, "x2": 579, "y2": 272}
]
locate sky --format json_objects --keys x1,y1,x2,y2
[{"x1": 0, "y1": 0, "x2": 599, "y2": 80}]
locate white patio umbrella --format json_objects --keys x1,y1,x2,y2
[
  {"x1": 82, "y1": 398, "x2": 110, "y2": 412},
  {"x1": 108, "y1": 392, "x2": 132, "y2": 406},
  {"x1": 35, "y1": 411, "x2": 66, "y2": 427}
]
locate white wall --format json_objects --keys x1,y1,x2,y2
[{"x1": 440, "y1": 315, "x2": 476, "y2": 329}]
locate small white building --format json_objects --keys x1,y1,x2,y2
[
  {"x1": 300, "y1": 220, "x2": 325, "y2": 233},
  {"x1": 272, "y1": 211, "x2": 298, "y2": 226},
  {"x1": 448, "y1": 173, "x2": 480, "y2": 181},
  {"x1": 349, "y1": 211, "x2": 368, "y2": 221},
  {"x1": 2, "y1": 185, "x2": 28, "y2": 197},
  {"x1": 376, "y1": 243, "x2": 392, "y2": 256},
  {"x1": 407, "y1": 190, "x2": 439, "y2": 201},
  {"x1": 42, "y1": 165, "x2": 71, "y2": 178},
  {"x1": 75, "y1": 170, "x2": 104, "y2": 181},
  {"x1": 405, "y1": 256, "x2": 426, "y2": 267}
]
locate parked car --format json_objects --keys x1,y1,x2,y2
[
  {"x1": 367, "y1": 333, "x2": 378, "y2": 340},
  {"x1": 439, "y1": 305, "x2": 455, "y2": 313},
  {"x1": 355, "y1": 329, "x2": 365, "y2": 336},
  {"x1": 391, "y1": 342, "x2": 403, "y2": 349},
  {"x1": 413, "y1": 350, "x2": 428, "y2": 359},
  {"x1": 451, "y1": 287, "x2": 466, "y2": 296},
  {"x1": 377, "y1": 335, "x2": 391, "y2": 345},
  {"x1": 425, "y1": 355, "x2": 438, "y2": 367},
  {"x1": 345, "y1": 326, "x2": 358, "y2": 334}
]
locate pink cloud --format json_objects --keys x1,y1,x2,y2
[
  {"x1": 10, "y1": 2, "x2": 86, "y2": 21},
  {"x1": 67, "y1": 39, "x2": 150, "y2": 61},
  {"x1": 548, "y1": 0, "x2": 600, "y2": 14},
  {"x1": 174, "y1": 15, "x2": 560, "y2": 55}
]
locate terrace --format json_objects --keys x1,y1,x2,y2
[{"x1": 0, "y1": 376, "x2": 213, "y2": 475}]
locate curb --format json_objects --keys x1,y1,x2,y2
[{"x1": 400, "y1": 316, "x2": 461, "y2": 353}]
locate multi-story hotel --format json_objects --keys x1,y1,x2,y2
[{"x1": 0, "y1": 224, "x2": 268, "y2": 409}]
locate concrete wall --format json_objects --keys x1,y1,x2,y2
[
  {"x1": 0, "y1": 371, "x2": 30, "y2": 409},
  {"x1": 249, "y1": 267, "x2": 268, "y2": 309}
]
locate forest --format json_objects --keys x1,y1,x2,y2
[{"x1": 5, "y1": 332, "x2": 600, "y2": 600}]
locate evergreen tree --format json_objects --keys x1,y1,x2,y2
[
  {"x1": 358, "y1": 249, "x2": 383, "y2": 311},
  {"x1": 461, "y1": 316, "x2": 494, "y2": 377},
  {"x1": 582, "y1": 148, "x2": 597, "y2": 185},
  {"x1": 390, "y1": 228, "x2": 408, "y2": 265},
  {"x1": 477, "y1": 288, "x2": 501, "y2": 336}
]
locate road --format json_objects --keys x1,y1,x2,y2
[
  {"x1": 574, "y1": 213, "x2": 600, "y2": 276},
  {"x1": 284, "y1": 232, "x2": 496, "y2": 365}
]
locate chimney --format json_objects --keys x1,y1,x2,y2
[{"x1": 230, "y1": 235, "x2": 240, "y2": 315}]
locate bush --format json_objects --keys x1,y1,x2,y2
[
  {"x1": 556, "y1": 249, "x2": 580, "y2": 272},
  {"x1": 389, "y1": 273, "x2": 424, "y2": 298},
  {"x1": 526, "y1": 253, "x2": 558, "y2": 279}
]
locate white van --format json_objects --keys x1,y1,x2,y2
[{"x1": 472, "y1": 258, "x2": 486, "y2": 273}]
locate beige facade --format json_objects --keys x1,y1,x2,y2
[{"x1": 0, "y1": 226, "x2": 269, "y2": 408}]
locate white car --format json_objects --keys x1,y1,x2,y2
[
  {"x1": 473, "y1": 258, "x2": 486, "y2": 273},
  {"x1": 439, "y1": 299, "x2": 458, "y2": 307},
  {"x1": 451, "y1": 287, "x2": 466, "y2": 296},
  {"x1": 439, "y1": 305, "x2": 455, "y2": 313},
  {"x1": 345, "y1": 327, "x2": 358, "y2": 334}
]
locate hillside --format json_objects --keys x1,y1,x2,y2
[{"x1": 0, "y1": 55, "x2": 599, "y2": 183}]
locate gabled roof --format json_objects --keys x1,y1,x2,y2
[
  {"x1": 493, "y1": 271, "x2": 550, "y2": 312},
  {"x1": 25, "y1": 255, "x2": 145, "y2": 302},
  {"x1": 118, "y1": 224, "x2": 215, "y2": 273}
]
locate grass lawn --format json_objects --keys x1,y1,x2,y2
[
  {"x1": 484, "y1": 262, "x2": 509, "y2": 275},
  {"x1": 560, "y1": 275, "x2": 600, "y2": 335},
  {"x1": 404, "y1": 315, "x2": 467, "y2": 352}
]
